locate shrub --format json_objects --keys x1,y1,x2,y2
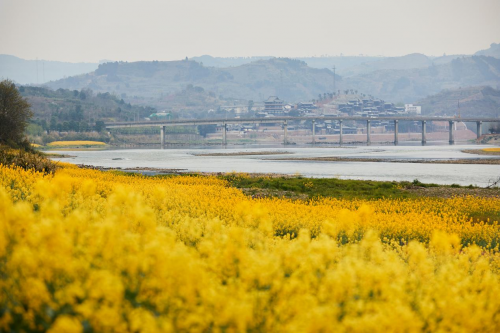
[{"x1": 0, "y1": 146, "x2": 56, "y2": 174}]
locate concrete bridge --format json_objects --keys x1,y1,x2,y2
[{"x1": 105, "y1": 116, "x2": 500, "y2": 146}]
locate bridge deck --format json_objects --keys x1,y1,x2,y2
[{"x1": 105, "y1": 116, "x2": 499, "y2": 128}]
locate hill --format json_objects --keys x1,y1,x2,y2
[
  {"x1": 416, "y1": 86, "x2": 500, "y2": 118},
  {"x1": 191, "y1": 55, "x2": 386, "y2": 76},
  {"x1": 46, "y1": 58, "x2": 339, "y2": 105},
  {"x1": 42, "y1": 50, "x2": 500, "y2": 107},
  {"x1": 191, "y1": 54, "x2": 468, "y2": 78},
  {"x1": 338, "y1": 53, "x2": 468, "y2": 77},
  {"x1": 475, "y1": 43, "x2": 500, "y2": 58},
  {"x1": 0, "y1": 54, "x2": 98, "y2": 85},
  {"x1": 190, "y1": 55, "x2": 273, "y2": 67},
  {"x1": 19, "y1": 86, "x2": 156, "y2": 132},
  {"x1": 341, "y1": 56, "x2": 500, "y2": 103},
  {"x1": 146, "y1": 84, "x2": 246, "y2": 117}
]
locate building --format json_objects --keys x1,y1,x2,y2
[
  {"x1": 148, "y1": 112, "x2": 172, "y2": 120},
  {"x1": 297, "y1": 102, "x2": 315, "y2": 110},
  {"x1": 264, "y1": 96, "x2": 284, "y2": 115},
  {"x1": 404, "y1": 104, "x2": 422, "y2": 114}
]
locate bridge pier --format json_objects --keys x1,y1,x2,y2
[
  {"x1": 339, "y1": 120, "x2": 343, "y2": 145},
  {"x1": 477, "y1": 121, "x2": 482, "y2": 140},
  {"x1": 160, "y1": 125, "x2": 165, "y2": 149},
  {"x1": 283, "y1": 120, "x2": 288, "y2": 145},
  {"x1": 366, "y1": 120, "x2": 371, "y2": 145},
  {"x1": 394, "y1": 120, "x2": 398, "y2": 145},
  {"x1": 449, "y1": 121, "x2": 454, "y2": 144},
  {"x1": 312, "y1": 119, "x2": 316, "y2": 144},
  {"x1": 222, "y1": 122, "x2": 227, "y2": 146},
  {"x1": 421, "y1": 120, "x2": 426, "y2": 145}
]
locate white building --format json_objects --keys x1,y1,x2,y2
[{"x1": 405, "y1": 104, "x2": 422, "y2": 114}]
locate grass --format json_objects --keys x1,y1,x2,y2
[
  {"x1": 217, "y1": 174, "x2": 414, "y2": 200},
  {"x1": 212, "y1": 174, "x2": 495, "y2": 201}
]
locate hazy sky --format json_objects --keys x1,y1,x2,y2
[{"x1": 1, "y1": 0, "x2": 499, "y2": 63}]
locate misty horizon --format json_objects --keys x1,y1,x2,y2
[
  {"x1": 2, "y1": 46, "x2": 499, "y2": 66},
  {"x1": 1, "y1": 0, "x2": 500, "y2": 63}
]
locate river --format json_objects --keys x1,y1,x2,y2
[{"x1": 50, "y1": 143, "x2": 500, "y2": 186}]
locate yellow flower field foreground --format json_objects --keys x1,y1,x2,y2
[
  {"x1": 47, "y1": 141, "x2": 106, "y2": 147},
  {"x1": 1, "y1": 164, "x2": 500, "y2": 332}
]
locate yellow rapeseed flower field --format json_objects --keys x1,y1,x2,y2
[
  {"x1": 1, "y1": 164, "x2": 500, "y2": 332},
  {"x1": 47, "y1": 141, "x2": 106, "y2": 147},
  {"x1": 483, "y1": 147, "x2": 500, "y2": 152}
]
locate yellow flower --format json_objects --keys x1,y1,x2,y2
[
  {"x1": 47, "y1": 141, "x2": 106, "y2": 147},
  {"x1": 47, "y1": 316, "x2": 82, "y2": 333},
  {"x1": 0, "y1": 163, "x2": 499, "y2": 332}
]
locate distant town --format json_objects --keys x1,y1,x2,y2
[{"x1": 143, "y1": 93, "x2": 487, "y2": 144}]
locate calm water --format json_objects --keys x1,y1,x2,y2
[{"x1": 51, "y1": 144, "x2": 500, "y2": 186}]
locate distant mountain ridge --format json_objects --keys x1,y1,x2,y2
[
  {"x1": 190, "y1": 55, "x2": 273, "y2": 68},
  {"x1": 191, "y1": 55, "x2": 386, "y2": 76},
  {"x1": 45, "y1": 58, "x2": 338, "y2": 105},
  {"x1": 3, "y1": 42, "x2": 499, "y2": 85},
  {"x1": 0, "y1": 54, "x2": 99, "y2": 85},
  {"x1": 339, "y1": 53, "x2": 434, "y2": 77},
  {"x1": 342, "y1": 56, "x2": 500, "y2": 103},
  {"x1": 5, "y1": 42, "x2": 500, "y2": 112},
  {"x1": 475, "y1": 43, "x2": 500, "y2": 58},
  {"x1": 416, "y1": 86, "x2": 500, "y2": 118},
  {"x1": 46, "y1": 54, "x2": 500, "y2": 106},
  {"x1": 191, "y1": 43, "x2": 500, "y2": 77}
]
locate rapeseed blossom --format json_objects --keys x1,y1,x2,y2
[
  {"x1": 0, "y1": 164, "x2": 499, "y2": 332},
  {"x1": 47, "y1": 141, "x2": 106, "y2": 147}
]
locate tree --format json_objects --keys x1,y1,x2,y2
[
  {"x1": 50, "y1": 117, "x2": 57, "y2": 131},
  {"x1": 489, "y1": 123, "x2": 500, "y2": 134},
  {"x1": 0, "y1": 80, "x2": 33, "y2": 145},
  {"x1": 95, "y1": 121, "x2": 106, "y2": 132},
  {"x1": 197, "y1": 124, "x2": 217, "y2": 138}
]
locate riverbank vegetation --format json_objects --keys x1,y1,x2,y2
[
  {"x1": 1, "y1": 160, "x2": 500, "y2": 331},
  {"x1": 219, "y1": 173, "x2": 418, "y2": 200},
  {"x1": 217, "y1": 173, "x2": 500, "y2": 200},
  {"x1": 0, "y1": 146, "x2": 57, "y2": 174}
]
